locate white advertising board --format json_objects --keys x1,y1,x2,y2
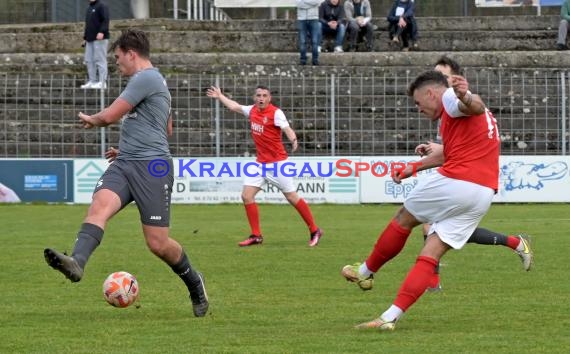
[
  {"x1": 360, "y1": 156, "x2": 570, "y2": 203},
  {"x1": 73, "y1": 159, "x2": 109, "y2": 203},
  {"x1": 72, "y1": 156, "x2": 569, "y2": 204},
  {"x1": 171, "y1": 157, "x2": 360, "y2": 204}
]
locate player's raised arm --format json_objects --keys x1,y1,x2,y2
[
  {"x1": 206, "y1": 86, "x2": 243, "y2": 114},
  {"x1": 450, "y1": 75, "x2": 486, "y2": 116}
]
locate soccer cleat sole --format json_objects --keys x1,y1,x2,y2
[{"x1": 44, "y1": 248, "x2": 83, "y2": 282}]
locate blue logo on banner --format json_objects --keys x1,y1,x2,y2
[
  {"x1": 500, "y1": 161, "x2": 568, "y2": 191},
  {"x1": 24, "y1": 175, "x2": 58, "y2": 191}
]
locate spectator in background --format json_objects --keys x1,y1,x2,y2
[
  {"x1": 296, "y1": 0, "x2": 322, "y2": 65},
  {"x1": 557, "y1": 0, "x2": 570, "y2": 50},
  {"x1": 344, "y1": 0, "x2": 374, "y2": 52},
  {"x1": 319, "y1": 0, "x2": 347, "y2": 53},
  {"x1": 387, "y1": 0, "x2": 418, "y2": 52},
  {"x1": 81, "y1": 0, "x2": 110, "y2": 89}
]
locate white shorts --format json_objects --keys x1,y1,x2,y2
[
  {"x1": 404, "y1": 171, "x2": 495, "y2": 249},
  {"x1": 243, "y1": 160, "x2": 296, "y2": 193}
]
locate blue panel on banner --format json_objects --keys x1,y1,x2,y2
[
  {"x1": 540, "y1": 0, "x2": 563, "y2": 6},
  {"x1": 0, "y1": 160, "x2": 74, "y2": 202}
]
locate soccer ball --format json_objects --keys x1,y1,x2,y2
[{"x1": 102, "y1": 271, "x2": 139, "y2": 308}]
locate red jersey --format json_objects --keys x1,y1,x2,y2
[
  {"x1": 242, "y1": 104, "x2": 289, "y2": 163},
  {"x1": 438, "y1": 102, "x2": 500, "y2": 191}
]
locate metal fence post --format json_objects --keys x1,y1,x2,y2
[
  {"x1": 215, "y1": 75, "x2": 221, "y2": 158},
  {"x1": 330, "y1": 74, "x2": 335, "y2": 156},
  {"x1": 100, "y1": 88, "x2": 106, "y2": 157},
  {"x1": 560, "y1": 71, "x2": 568, "y2": 155}
]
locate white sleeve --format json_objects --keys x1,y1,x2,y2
[
  {"x1": 274, "y1": 109, "x2": 290, "y2": 128},
  {"x1": 442, "y1": 88, "x2": 472, "y2": 118},
  {"x1": 241, "y1": 105, "x2": 253, "y2": 117}
]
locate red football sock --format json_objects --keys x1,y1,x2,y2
[
  {"x1": 506, "y1": 235, "x2": 520, "y2": 250},
  {"x1": 294, "y1": 198, "x2": 318, "y2": 234},
  {"x1": 244, "y1": 203, "x2": 261, "y2": 236},
  {"x1": 428, "y1": 273, "x2": 440, "y2": 289},
  {"x1": 365, "y1": 219, "x2": 411, "y2": 272},
  {"x1": 394, "y1": 256, "x2": 439, "y2": 311}
]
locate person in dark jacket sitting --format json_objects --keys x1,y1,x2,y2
[
  {"x1": 319, "y1": 0, "x2": 347, "y2": 53},
  {"x1": 387, "y1": 0, "x2": 418, "y2": 52}
]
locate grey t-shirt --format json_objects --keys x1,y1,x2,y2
[{"x1": 117, "y1": 68, "x2": 171, "y2": 160}]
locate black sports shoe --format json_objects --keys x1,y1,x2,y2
[
  {"x1": 44, "y1": 248, "x2": 83, "y2": 282},
  {"x1": 189, "y1": 272, "x2": 209, "y2": 317}
]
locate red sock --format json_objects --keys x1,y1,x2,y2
[
  {"x1": 506, "y1": 235, "x2": 520, "y2": 250},
  {"x1": 428, "y1": 273, "x2": 440, "y2": 289},
  {"x1": 365, "y1": 219, "x2": 411, "y2": 272},
  {"x1": 244, "y1": 203, "x2": 261, "y2": 236},
  {"x1": 294, "y1": 198, "x2": 318, "y2": 234},
  {"x1": 394, "y1": 256, "x2": 439, "y2": 311}
]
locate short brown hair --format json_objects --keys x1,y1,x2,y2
[
  {"x1": 110, "y1": 28, "x2": 150, "y2": 58},
  {"x1": 408, "y1": 70, "x2": 449, "y2": 97}
]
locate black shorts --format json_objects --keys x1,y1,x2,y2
[{"x1": 94, "y1": 159, "x2": 173, "y2": 227}]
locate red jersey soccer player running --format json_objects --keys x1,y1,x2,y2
[
  {"x1": 206, "y1": 85, "x2": 323, "y2": 247},
  {"x1": 342, "y1": 71, "x2": 502, "y2": 330}
]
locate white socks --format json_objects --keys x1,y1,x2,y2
[
  {"x1": 359, "y1": 262, "x2": 373, "y2": 278},
  {"x1": 381, "y1": 305, "x2": 404, "y2": 323}
]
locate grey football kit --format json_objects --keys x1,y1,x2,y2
[{"x1": 94, "y1": 68, "x2": 173, "y2": 226}]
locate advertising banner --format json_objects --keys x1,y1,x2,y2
[
  {"x1": 171, "y1": 157, "x2": 360, "y2": 204},
  {"x1": 0, "y1": 159, "x2": 74, "y2": 203},
  {"x1": 360, "y1": 156, "x2": 570, "y2": 203},
  {"x1": 73, "y1": 159, "x2": 109, "y2": 204},
  {"x1": 494, "y1": 155, "x2": 570, "y2": 202}
]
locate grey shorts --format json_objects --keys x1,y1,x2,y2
[{"x1": 94, "y1": 159, "x2": 173, "y2": 227}]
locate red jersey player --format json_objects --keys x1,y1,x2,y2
[
  {"x1": 206, "y1": 85, "x2": 323, "y2": 247},
  {"x1": 342, "y1": 70, "x2": 502, "y2": 330}
]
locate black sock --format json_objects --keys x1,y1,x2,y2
[
  {"x1": 71, "y1": 223, "x2": 104, "y2": 269},
  {"x1": 467, "y1": 227, "x2": 508, "y2": 246},
  {"x1": 170, "y1": 251, "x2": 200, "y2": 292}
]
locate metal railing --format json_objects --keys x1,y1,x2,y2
[
  {"x1": 1, "y1": 69, "x2": 568, "y2": 158},
  {"x1": 171, "y1": 0, "x2": 230, "y2": 21}
]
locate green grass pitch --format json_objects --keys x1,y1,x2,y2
[{"x1": 0, "y1": 203, "x2": 568, "y2": 353}]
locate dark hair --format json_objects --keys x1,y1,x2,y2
[
  {"x1": 255, "y1": 85, "x2": 271, "y2": 94},
  {"x1": 408, "y1": 70, "x2": 449, "y2": 96},
  {"x1": 110, "y1": 28, "x2": 150, "y2": 58},
  {"x1": 434, "y1": 55, "x2": 464, "y2": 76}
]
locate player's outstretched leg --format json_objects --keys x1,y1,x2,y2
[
  {"x1": 43, "y1": 223, "x2": 103, "y2": 282},
  {"x1": 43, "y1": 248, "x2": 83, "y2": 282},
  {"x1": 468, "y1": 228, "x2": 534, "y2": 271}
]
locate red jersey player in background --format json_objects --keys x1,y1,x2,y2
[
  {"x1": 342, "y1": 70, "x2": 502, "y2": 330},
  {"x1": 206, "y1": 85, "x2": 323, "y2": 247}
]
